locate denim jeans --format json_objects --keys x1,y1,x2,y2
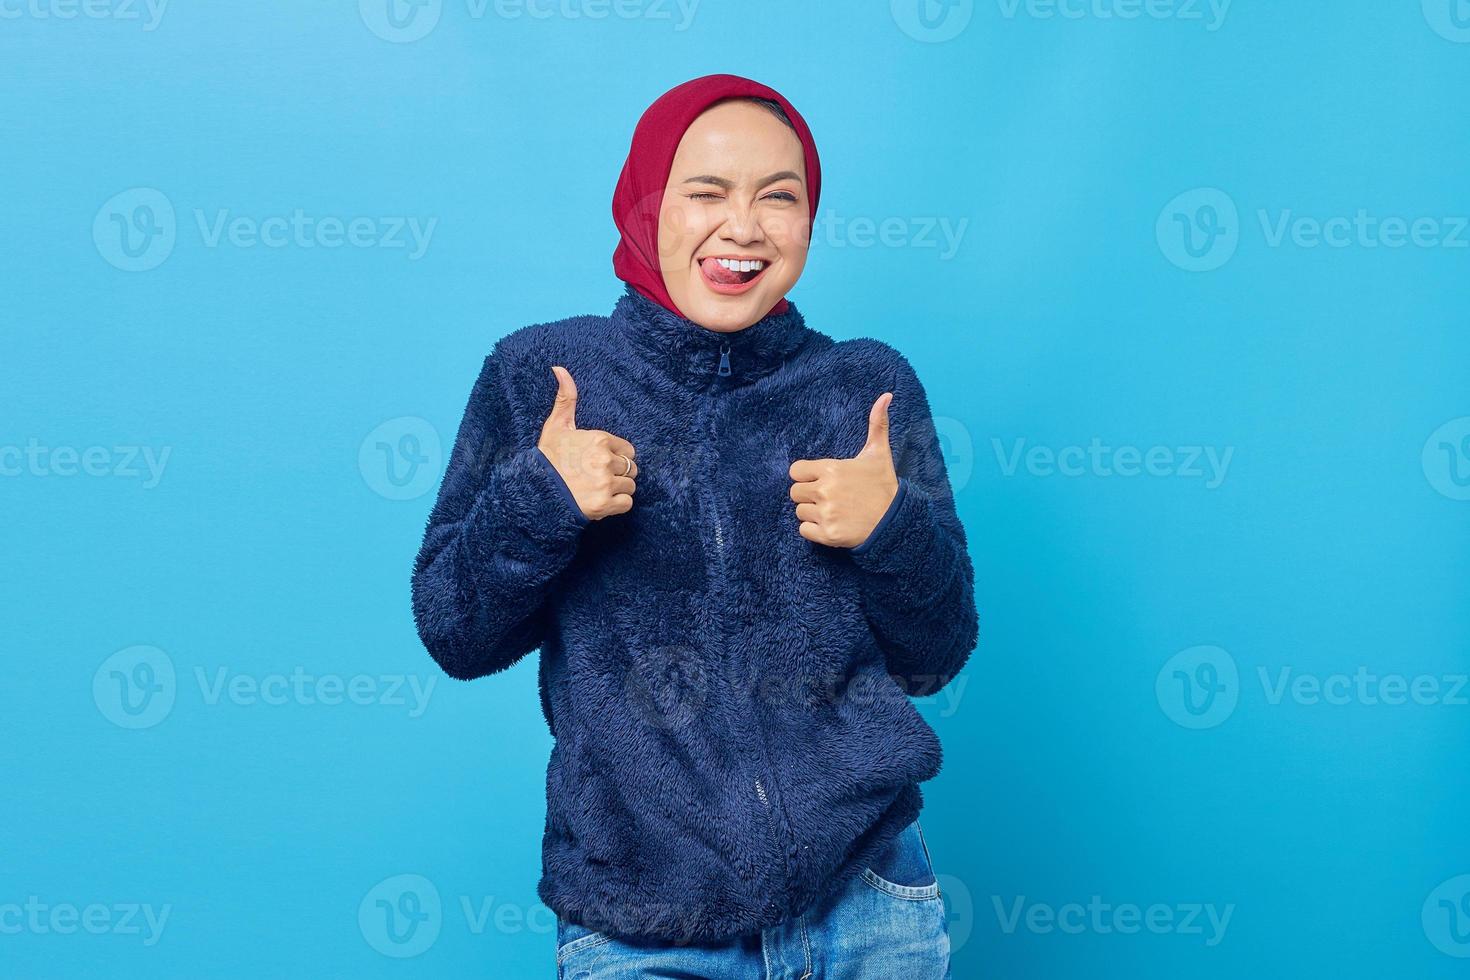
[{"x1": 553, "y1": 817, "x2": 952, "y2": 979}]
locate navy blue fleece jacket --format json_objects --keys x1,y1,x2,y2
[{"x1": 411, "y1": 284, "x2": 979, "y2": 944}]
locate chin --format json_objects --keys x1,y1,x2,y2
[
  {"x1": 682, "y1": 293, "x2": 772, "y2": 332},
  {"x1": 680, "y1": 275, "x2": 800, "y2": 332}
]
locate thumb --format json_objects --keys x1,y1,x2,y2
[
  {"x1": 861, "y1": 391, "x2": 893, "y2": 460},
  {"x1": 543, "y1": 365, "x2": 579, "y2": 432}
]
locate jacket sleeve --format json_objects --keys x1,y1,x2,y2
[
  {"x1": 845, "y1": 351, "x2": 979, "y2": 696},
  {"x1": 411, "y1": 343, "x2": 590, "y2": 680}
]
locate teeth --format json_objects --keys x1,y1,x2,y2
[{"x1": 714, "y1": 258, "x2": 765, "y2": 272}]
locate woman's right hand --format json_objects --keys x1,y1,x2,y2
[{"x1": 537, "y1": 365, "x2": 638, "y2": 520}]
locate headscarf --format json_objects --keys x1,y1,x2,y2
[{"x1": 611, "y1": 73, "x2": 822, "y2": 321}]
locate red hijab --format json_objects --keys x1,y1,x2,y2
[{"x1": 611, "y1": 73, "x2": 822, "y2": 321}]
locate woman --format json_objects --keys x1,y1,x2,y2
[{"x1": 411, "y1": 73, "x2": 977, "y2": 978}]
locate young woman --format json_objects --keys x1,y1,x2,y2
[{"x1": 411, "y1": 73, "x2": 977, "y2": 978}]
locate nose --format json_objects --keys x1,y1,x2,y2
[{"x1": 719, "y1": 199, "x2": 766, "y2": 247}]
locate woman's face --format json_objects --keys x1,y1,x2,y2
[{"x1": 656, "y1": 99, "x2": 811, "y2": 332}]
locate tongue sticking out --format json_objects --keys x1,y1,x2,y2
[{"x1": 701, "y1": 257, "x2": 759, "y2": 285}]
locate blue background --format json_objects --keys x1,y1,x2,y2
[{"x1": 5, "y1": 1, "x2": 1469, "y2": 976}]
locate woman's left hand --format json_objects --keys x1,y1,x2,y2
[{"x1": 788, "y1": 392, "x2": 901, "y2": 549}]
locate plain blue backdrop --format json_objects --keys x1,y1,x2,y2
[{"x1": 4, "y1": 1, "x2": 1469, "y2": 976}]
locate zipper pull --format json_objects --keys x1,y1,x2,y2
[{"x1": 718, "y1": 343, "x2": 731, "y2": 376}]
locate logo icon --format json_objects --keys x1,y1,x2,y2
[
  {"x1": 1423, "y1": 875, "x2": 1470, "y2": 957},
  {"x1": 932, "y1": 415, "x2": 975, "y2": 493},
  {"x1": 936, "y1": 871, "x2": 973, "y2": 954},
  {"x1": 1156, "y1": 188, "x2": 1239, "y2": 272},
  {"x1": 359, "y1": 874, "x2": 442, "y2": 957},
  {"x1": 1423, "y1": 0, "x2": 1470, "y2": 42},
  {"x1": 891, "y1": 0, "x2": 974, "y2": 42},
  {"x1": 360, "y1": 0, "x2": 442, "y2": 43},
  {"x1": 1156, "y1": 645, "x2": 1238, "y2": 729},
  {"x1": 623, "y1": 644, "x2": 711, "y2": 732},
  {"x1": 1422, "y1": 417, "x2": 1470, "y2": 501},
  {"x1": 93, "y1": 645, "x2": 177, "y2": 729},
  {"x1": 359, "y1": 417, "x2": 442, "y2": 500},
  {"x1": 93, "y1": 188, "x2": 176, "y2": 272}
]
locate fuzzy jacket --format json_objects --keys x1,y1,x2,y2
[{"x1": 410, "y1": 283, "x2": 979, "y2": 944}]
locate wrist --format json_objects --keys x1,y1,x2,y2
[
  {"x1": 850, "y1": 477, "x2": 907, "y2": 555},
  {"x1": 534, "y1": 446, "x2": 591, "y2": 526}
]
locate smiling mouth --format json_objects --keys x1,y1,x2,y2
[{"x1": 698, "y1": 256, "x2": 770, "y2": 294}]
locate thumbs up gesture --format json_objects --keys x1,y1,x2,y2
[
  {"x1": 537, "y1": 365, "x2": 638, "y2": 520},
  {"x1": 788, "y1": 392, "x2": 901, "y2": 548}
]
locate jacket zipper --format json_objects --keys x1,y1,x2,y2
[
  {"x1": 709, "y1": 494, "x2": 774, "y2": 817},
  {"x1": 701, "y1": 343, "x2": 790, "y2": 909}
]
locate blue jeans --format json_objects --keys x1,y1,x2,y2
[{"x1": 554, "y1": 818, "x2": 952, "y2": 978}]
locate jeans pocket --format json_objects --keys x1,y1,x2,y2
[
  {"x1": 555, "y1": 914, "x2": 613, "y2": 964},
  {"x1": 861, "y1": 818, "x2": 941, "y2": 900}
]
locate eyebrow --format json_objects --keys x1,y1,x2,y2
[{"x1": 681, "y1": 171, "x2": 804, "y2": 190}]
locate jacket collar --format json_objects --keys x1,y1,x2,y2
[{"x1": 611, "y1": 283, "x2": 812, "y2": 391}]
